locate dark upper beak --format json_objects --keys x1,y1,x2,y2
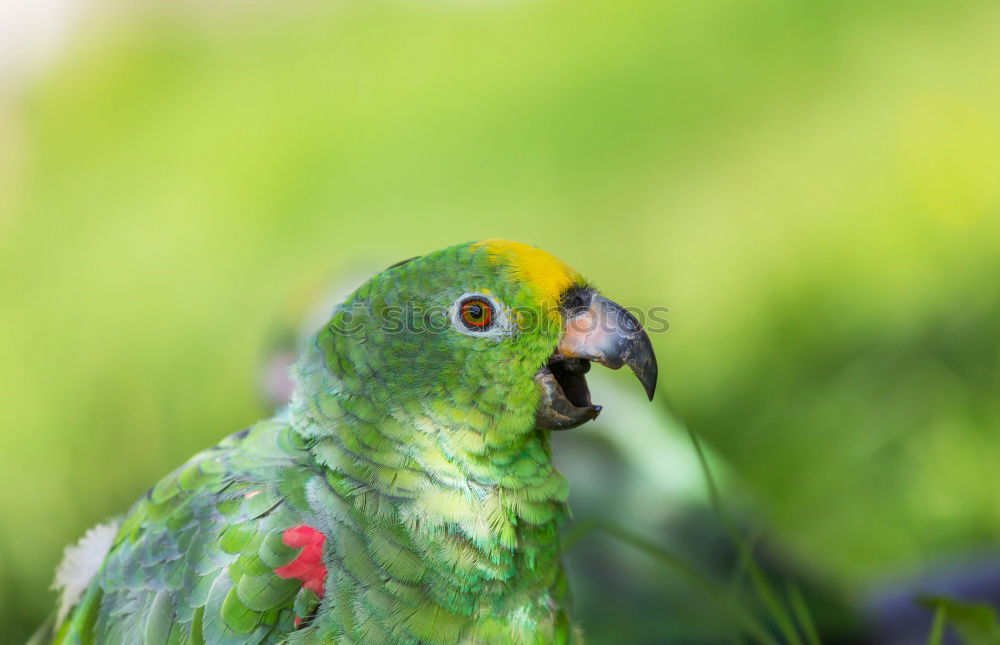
[{"x1": 558, "y1": 292, "x2": 658, "y2": 400}]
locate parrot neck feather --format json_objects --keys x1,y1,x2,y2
[{"x1": 288, "y1": 336, "x2": 569, "y2": 618}]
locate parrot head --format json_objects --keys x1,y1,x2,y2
[{"x1": 298, "y1": 239, "x2": 657, "y2": 440}]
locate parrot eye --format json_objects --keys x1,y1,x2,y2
[
  {"x1": 450, "y1": 292, "x2": 509, "y2": 338},
  {"x1": 459, "y1": 297, "x2": 494, "y2": 331}
]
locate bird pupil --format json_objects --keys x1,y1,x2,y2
[{"x1": 459, "y1": 298, "x2": 492, "y2": 330}]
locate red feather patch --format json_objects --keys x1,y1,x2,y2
[{"x1": 274, "y1": 524, "x2": 327, "y2": 627}]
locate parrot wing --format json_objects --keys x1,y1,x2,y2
[{"x1": 54, "y1": 419, "x2": 324, "y2": 645}]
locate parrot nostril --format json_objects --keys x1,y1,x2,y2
[{"x1": 562, "y1": 287, "x2": 592, "y2": 314}]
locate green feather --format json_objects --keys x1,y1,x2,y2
[{"x1": 143, "y1": 591, "x2": 174, "y2": 645}]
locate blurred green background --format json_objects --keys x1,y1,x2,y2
[{"x1": 2, "y1": 0, "x2": 1000, "y2": 642}]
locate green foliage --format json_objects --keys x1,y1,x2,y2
[
  {"x1": 921, "y1": 596, "x2": 1000, "y2": 645},
  {"x1": 563, "y1": 419, "x2": 831, "y2": 644},
  {"x1": 3, "y1": 0, "x2": 1000, "y2": 641}
]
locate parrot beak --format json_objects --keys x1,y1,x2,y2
[{"x1": 535, "y1": 289, "x2": 658, "y2": 430}]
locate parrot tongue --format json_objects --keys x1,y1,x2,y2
[{"x1": 533, "y1": 356, "x2": 602, "y2": 431}]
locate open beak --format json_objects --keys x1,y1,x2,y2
[{"x1": 535, "y1": 289, "x2": 658, "y2": 430}]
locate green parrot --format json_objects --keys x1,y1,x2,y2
[{"x1": 36, "y1": 239, "x2": 657, "y2": 645}]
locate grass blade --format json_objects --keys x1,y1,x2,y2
[
  {"x1": 927, "y1": 605, "x2": 946, "y2": 645},
  {"x1": 591, "y1": 520, "x2": 780, "y2": 645},
  {"x1": 680, "y1": 415, "x2": 805, "y2": 645},
  {"x1": 669, "y1": 398, "x2": 804, "y2": 645},
  {"x1": 787, "y1": 580, "x2": 822, "y2": 645}
]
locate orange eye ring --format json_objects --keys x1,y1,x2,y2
[{"x1": 460, "y1": 298, "x2": 493, "y2": 330}]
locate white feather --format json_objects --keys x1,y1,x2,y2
[{"x1": 51, "y1": 520, "x2": 119, "y2": 626}]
